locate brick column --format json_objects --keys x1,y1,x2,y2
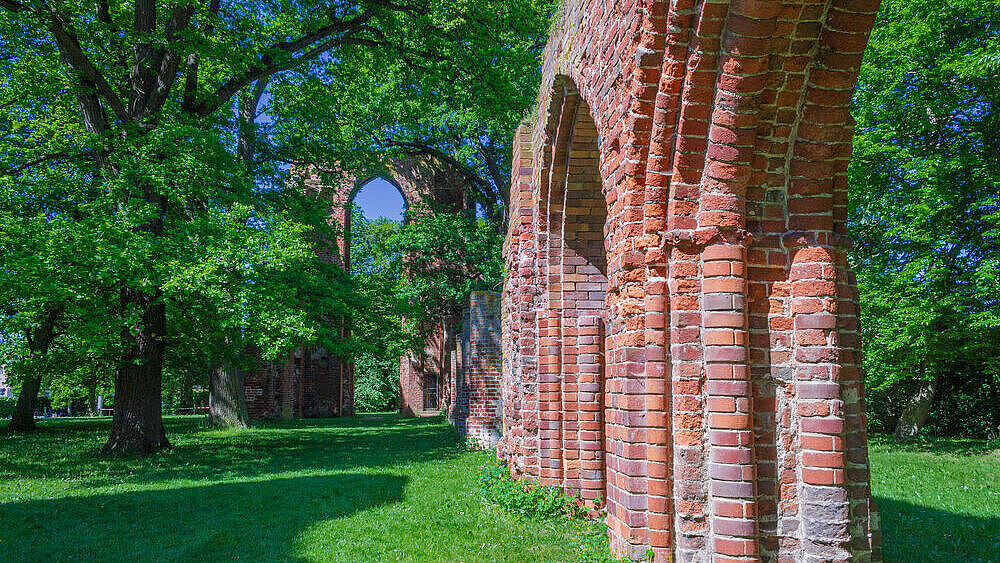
[
  {"x1": 462, "y1": 292, "x2": 503, "y2": 447},
  {"x1": 703, "y1": 243, "x2": 759, "y2": 562}
]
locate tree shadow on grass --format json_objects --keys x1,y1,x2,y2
[
  {"x1": 0, "y1": 416, "x2": 462, "y2": 488},
  {"x1": 868, "y1": 433, "x2": 998, "y2": 457},
  {"x1": 876, "y1": 497, "x2": 1000, "y2": 562},
  {"x1": 0, "y1": 472, "x2": 407, "y2": 562}
]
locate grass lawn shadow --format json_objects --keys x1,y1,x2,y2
[
  {"x1": 1, "y1": 416, "x2": 462, "y2": 488},
  {"x1": 0, "y1": 472, "x2": 408, "y2": 562},
  {"x1": 0, "y1": 416, "x2": 596, "y2": 562},
  {"x1": 876, "y1": 496, "x2": 1000, "y2": 562}
]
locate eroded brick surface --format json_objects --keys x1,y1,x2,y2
[{"x1": 499, "y1": 1, "x2": 882, "y2": 560}]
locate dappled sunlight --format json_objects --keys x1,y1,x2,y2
[
  {"x1": 0, "y1": 417, "x2": 585, "y2": 562},
  {"x1": 0, "y1": 417, "x2": 463, "y2": 491}
]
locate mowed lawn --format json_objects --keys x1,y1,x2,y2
[
  {"x1": 1, "y1": 417, "x2": 998, "y2": 563},
  {"x1": 867, "y1": 435, "x2": 1000, "y2": 562},
  {"x1": 0, "y1": 416, "x2": 584, "y2": 562}
]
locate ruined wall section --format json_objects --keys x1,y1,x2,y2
[
  {"x1": 501, "y1": 0, "x2": 883, "y2": 561},
  {"x1": 452, "y1": 292, "x2": 504, "y2": 447},
  {"x1": 246, "y1": 158, "x2": 468, "y2": 421}
]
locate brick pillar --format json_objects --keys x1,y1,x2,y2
[
  {"x1": 576, "y1": 313, "x2": 606, "y2": 502},
  {"x1": 703, "y1": 243, "x2": 759, "y2": 562},
  {"x1": 461, "y1": 292, "x2": 503, "y2": 447}
]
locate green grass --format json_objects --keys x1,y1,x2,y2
[
  {"x1": 1, "y1": 419, "x2": 997, "y2": 562},
  {"x1": 868, "y1": 435, "x2": 1000, "y2": 562},
  {"x1": 0, "y1": 416, "x2": 582, "y2": 562}
]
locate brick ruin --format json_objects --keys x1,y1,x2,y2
[
  {"x1": 244, "y1": 160, "x2": 505, "y2": 444},
  {"x1": 499, "y1": 0, "x2": 883, "y2": 561}
]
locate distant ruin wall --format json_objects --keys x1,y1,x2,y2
[
  {"x1": 451, "y1": 292, "x2": 503, "y2": 447},
  {"x1": 244, "y1": 348, "x2": 350, "y2": 419}
]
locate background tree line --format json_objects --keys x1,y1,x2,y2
[
  {"x1": 0, "y1": 0, "x2": 553, "y2": 454},
  {"x1": 849, "y1": 0, "x2": 1000, "y2": 440},
  {"x1": 1, "y1": 0, "x2": 997, "y2": 451}
]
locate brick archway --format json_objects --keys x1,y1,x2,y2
[
  {"x1": 340, "y1": 175, "x2": 409, "y2": 273},
  {"x1": 246, "y1": 157, "x2": 471, "y2": 421},
  {"x1": 501, "y1": 1, "x2": 883, "y2": 561},
  {"x1": 533, "y1": 76, "x2": 610, "y2": 502}
]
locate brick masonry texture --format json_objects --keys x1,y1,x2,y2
[
  {"x1": 455, "y1": 292, "x2": 504, "y2": 447},
  {"x1": 401, "y1": 291, "x2": 504, "y2": 448},
  {"x1": 499, "y1": 0, "x2": 882, "y2": 561}
]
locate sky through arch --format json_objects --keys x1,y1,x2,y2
[{"x1": 354, "y1": 178, "x2": 405, "y2": 222}]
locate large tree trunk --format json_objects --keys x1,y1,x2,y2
[
  {"x1": 86, "y1": 380, "x2": 98, "y2": 416},
  {"x1": 209, "y1": 364, "x2": 249, "y2": 428},
  {"x1": 103, "y1": 292, "x2": 169, "y2": 456},
  {"x1": 894, "y1": 378, "x2": 938, "y2": 441},
  {"x1": 8, "y1": 307, "x2": 62, "y2": 432},
  {"x1": 8, "y1": 375, "x2": 43, "y2": 432},
  {"x1": 199, "y1": 79, "x2": 263, "y2": 430}
]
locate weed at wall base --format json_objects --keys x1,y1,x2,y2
[{"x1": 478, "y1": 457, "x2": 647, "y2": 561}]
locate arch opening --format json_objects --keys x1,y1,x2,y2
[
  {"x1": 540, "y1": 77, "x2": 609, "y2": 504},
  {"x1": 344, "y1": 176, "x2": 407, "y2": 275}
]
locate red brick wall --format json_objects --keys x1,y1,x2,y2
[
  {"x1": 453, "y1": 292, "x2": 503, "y2": 446},
  {"x1": 244, "y1": 348, "x2": 349, "y2": 419},
  {"x1": 500, "y1": 1, "x2": 882, "y2": 560},
  {"x1": 246, "y1": 158, "x2": 468, "y2": 420},
  {"x1": 399, "y1": 322, "x2": 452, "y2": 417}
]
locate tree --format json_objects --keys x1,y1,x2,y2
[
  {"x1": 0, "y1": 0, "x2": 399, "y2": 453},
  {"x1": 850, "y1": 0, "x2": 1000, "y2": 439},
  {"x1": 347, "y1": 203, "x2": 505, "y2": 412},
  {"x1": 1, "y1": 0, "x2": 556, "y2": 451},
  {"x1": 389, "y1": 207, "x2": 505, "y2": 325},
  {"x1": 348, "y1": 209, "x2": 410, "y2": 412},
  {"x1": 267, "y1": 0, "x2": 557, "y2": 229}
]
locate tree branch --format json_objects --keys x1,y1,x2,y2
[
  {"x1": 1, "y1": 151, "x2": 94, "y2": 177},
  {"x1": 382, "y1": 138, "x2": 504, "y2": 227},
  {"x1": 140, "y1": 4, "x2": 196, "y2": 118},
  {"x1": 181, "y1": 0, "x2": 219, "y2": 113},
  {"x1": 44, "y1": 10, "x2": 129, "y2": 126},
  {"x1": 195, "y1": 12, "x2": 378, "y2": 118},
  {"x1": 0, "y1": 0, "x2": 28, "y2": 13},
  {"x1": 238, "y1": 77, "x2": 269, "y2": 164}
]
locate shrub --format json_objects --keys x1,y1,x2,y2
[
  {"x1": 354, "y1": 352, "x2": 401, "y2": 413},
  {"x1": 479, "y1": 456, "x2": 590, "y2": 519},
  {"x1": 478, "y1": 457, "x2": 642, "y2": 561},
  {"x1": 0, "y1": 397, "x2": 15, "y2": 418}
]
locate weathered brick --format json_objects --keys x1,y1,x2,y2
[{"x1": 498, "y1": 1, "x2": 881, "y2": 560}]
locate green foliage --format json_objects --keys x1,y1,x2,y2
[
  {"x1": 476, "y1": 460, "x2": 648, "y2": 562},
  {"x1": 850, "y1": 0, "x2": 1000, "y2": 436},
  {"x1": 268, "y1": 0, "x2": 558, "y2": 223},
  {"x1": 348, "y1": 201, "x2": 505, "y2": 410},
  {"x1": 389, "y1": 207, "x2": 506, "y2": 323},
  {"x1": 479, "y1": 456, "x2": 589, "y2": 520},
  {"x1": 0, "y1": 398, "x2": 15, "y2": 418},
  {"x1": 1, "y1": 0, "x2": 552, "y2": 436},
  {"x1": 347, "y1": 208, "x2": 412, "y2": 410},
  {"x1": 353, "y1": 353, "x2": 400, "y2": 413}
]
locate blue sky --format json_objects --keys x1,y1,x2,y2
[{"x1": 355, "y1": 178, "x2": 405, "y2": 221}]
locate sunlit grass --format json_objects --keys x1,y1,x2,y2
[
  {"x1": 868, "y1": 434, "x2": 1000, "y2": 562},
  {"x1": 0, "y1": 416, "x2": 580, "y2": 562},
  {"x1": 2, "y1": 418, "x2": 996, "y2": 562}
]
